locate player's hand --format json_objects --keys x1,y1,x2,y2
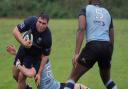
[
  {"x1": 16, "y1": 59, "x2": 21, "y2": 69},
  {"x1": 72, "y1": 54, "x2": 79, "y2": 67},
  {"x1": 35, "y1": 74, "x2": 41, "y2": 87},
  {"x1": 21, "y1": 39, "x2": 32, "y2": 48},
  {"x1": 6, "y1": 44, "x2": 17, "y2": 55}
]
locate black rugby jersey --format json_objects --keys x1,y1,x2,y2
[{"x1": 17, "y1": 16, "x2": 52, "y2": 56}]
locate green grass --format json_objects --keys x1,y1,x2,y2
[{"x1": 0, "y1": 18, "x2": 128, "y2": 89}]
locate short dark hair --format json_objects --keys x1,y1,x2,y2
[
  {"x1": 88, "y1": 0, "x2": 101, "y2": 4},
  {"x1": 38, "y1": 12, "x2": 50, "y2": 23}
]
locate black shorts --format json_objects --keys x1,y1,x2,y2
[
  {"x1": 14, "y1": 46, "x2": 41, "y2": 73},
  {"x1": 77, "y1": 41, "x2": 113, "y2": 69},
  {"x1": 59, "y1": 83, "x2": 66, "y2": 89}
]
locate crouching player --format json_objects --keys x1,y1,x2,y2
[{"x1": 6, "y1": 44, "x2": 90, "y2": 89}]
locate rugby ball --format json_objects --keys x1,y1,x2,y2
[{"x1": 22, "y1": 31, "x2": 33, "y2": 42}]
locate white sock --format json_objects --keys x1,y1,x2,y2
[
  {"x1": 64, "y1": 88, "x2": 71, "y2": 89},
  {"x1": 105, "y1": 79, "x2": 113, "y2": 86},
  {"x1": 112, "y1": 86, "x2": 117, "y2": 89},
  {"x1": 66, "y1": 79, "x2": 75, "y2": 84}
]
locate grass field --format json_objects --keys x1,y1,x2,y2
[{"x1": 0, "y1": 18, "x2": 128, "y2": 89}]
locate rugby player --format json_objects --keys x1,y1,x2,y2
[
  {"x1": 12, "y1": 12, "x2": 52, "y2": 89},
  {"x1": 64, "y1": 0, "x2": 117, "y2": 89}
]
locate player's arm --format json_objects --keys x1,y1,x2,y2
[
  {"x1": 6, "y1": 44, "x2": 36, "y2": 77},
  {"x1": 35, "y1": 31, "x2": 52, "y2": 86},
  {"x1": 13, "y1": 17, "x2": 34, "y2": 48},
  {"x1": 12, "y1": 27, "x2": 31, "y2": 48},
  {"x1": 38, "y1": 55, "x2": 48, "y2": 75},
  {"x1": 75, "y1": 15, "x2": 86, "y2": 55},
  {"x1": 6, "y1": 44, "x2": 17, "y2": 55},
  {"x1": 35, "y1": 55, "x2": 48, "y2": 86},
  {"x1": 73, "y1": 8, "x2": 86, "y2": 65},
  {"x1": 75, "y1": 8, "x2": 86, "y2": 55},
  {"x1": 12, "y1": 27, "x2": 25, "y2": 44},
  {"x1": 109, "y1": 18, "x2": 114, "y2": 46},
  {"x1": 17, "y1": 63, "x2": 36, "y2": 78}
]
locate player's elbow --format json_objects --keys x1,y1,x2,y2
[
  {"x1": 77, "y1": 27, "x2": 85, "y2": 34},
  {"x1": 12, "y1": 27, "x2": 19, "y2": 36}
]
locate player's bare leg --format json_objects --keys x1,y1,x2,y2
[
  {"x1": 12, "y1": 65, "x2": 19, "y2": 82},
  {"x1": 69, "y1": 64, "x2": 89, "y2": 82},
  {"x1": 64, "y1": 64, "x2": 90, "y2": 89},
  {"x1": 99, "y1": 68, "x2": 110, "y2": 85},
  {"x1": 17, "y1": 71, "x2": 27, "y2": 89},
  {"x1": 99, "y1": 68, "x2": 117, "y2": 89}
]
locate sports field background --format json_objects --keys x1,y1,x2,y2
[{"x1": 0, "y1": 19, "x2": 128, "y2": 89}]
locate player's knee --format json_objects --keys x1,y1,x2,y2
[
  {"x1": 27, "y1": 72, "x2": 35, "y2": 78},
  {"x1": 18, "y1": 72, "x2": 26, "y2": 82},
  {"x1": 13, "y1": 74, "x2": 18, "y2": 81},
  {"x1": 12, "y1": 66, "x2": 19, "y2": 81},
  {"x1": 26, "y1": 68, "x2": 36, "y2": 78}
]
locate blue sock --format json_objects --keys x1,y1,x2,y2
[{"x1": 64, "y1": 79, "x2": 75, "y2": 89}]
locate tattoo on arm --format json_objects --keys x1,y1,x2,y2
[{"x1": 77, "y1": 28, "x2": 84, "y2": 32}]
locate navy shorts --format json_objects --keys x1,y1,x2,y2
[
  {"x1": 77, "y1": 41, "x2": 113, "y2": 69},
  {"x1": 14, "y1": 46, "x2": 41, "y2": 73}
]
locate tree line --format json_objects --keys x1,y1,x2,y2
[{"x1": 0, "y1": 0, "x2": 127, "y2": 18}]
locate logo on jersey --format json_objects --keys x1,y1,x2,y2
[
  {"x1": 19, "y1": 23, "x2": 25, "y2": 29},
  {"x1": 37, "y1": 37, "x2": 42, "y2": 44},
  {"x1": 45, "y1": 79, "x2": 51, "y2": 85},
  {"x1": 94, "y1": 8, "x2": 105, "y2": 26},
  {"x1": 81, "y1": 57, "x2": 86, "y2": 63},
  {"x1": 46, "y1": 66, "x2": 53, "y2": 78},
  {"x1": 93, "y1": 20, "x2": 105, "y2": 26}
]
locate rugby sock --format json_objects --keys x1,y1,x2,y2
[
  {"x1": 112, "y1": 86, "x2": 117, "y2": 89},
  {"x1": 26, "y1": 85, "x2": 32, "y2": 89},
  {"x1": 105, "y1": 80, "x2": 117, "y2": 89},
  {"x1": 64, "y1": 79, "x2": 75, "y2": 89}
]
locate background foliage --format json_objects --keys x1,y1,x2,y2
[{"x1": 0, "y1": 0, "x2": 128, "y2": 18}]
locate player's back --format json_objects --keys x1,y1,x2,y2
[
  {"x1": 85, "y1": 5, "x2": 111, "y2": 42},
  {"x1": 39, "y1": 61, "x2": 60, "y2": 89}
]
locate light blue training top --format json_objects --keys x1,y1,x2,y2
[
  {"x1": 39, "y1": 61, "x2": 60, "y2": 89},
  {"x1": 79, "y1": 5, "x2": 112, "y2": 43}
]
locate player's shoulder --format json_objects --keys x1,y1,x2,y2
[
  {"x1": 79, "y1": 5, "x2": 95, "y2": 17},
  {"x1": 79, "y1": 6, "x2": 86, "y2": 17},
  {"x1": 24, "y1": 16, "x2": 37, "y2": 24},
  {"x1": 44, "y1": 27, "x2": 52, "y2": 40},
  {"x1": 86, "y1": 4, "x2": 94, "y2": 9},
  {"x1": 39, "y1": 27, "x2": 52, "y2": 42},
  {"x1": 44, "y1": 27, "x2": 51, "y2": 35},
  {"x1": 47, "y1": 27, "x2": 51, "y2": 33},
  {"x1": 25, "y1": 16, "x2": 37, "y2": 21},
  {"x1": 101, "y1": 6, "x2": 111, "y2": 17},
  {"x1": 85, "y1": 5, "x2": 95, "y2": 14}
]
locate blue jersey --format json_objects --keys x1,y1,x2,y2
[
  {"x1": 39, "y1": 61, "x2": 60, "y2": 89},
  {"x1": 79, "y1": 5, "x2": 113, "y2": 43}
]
